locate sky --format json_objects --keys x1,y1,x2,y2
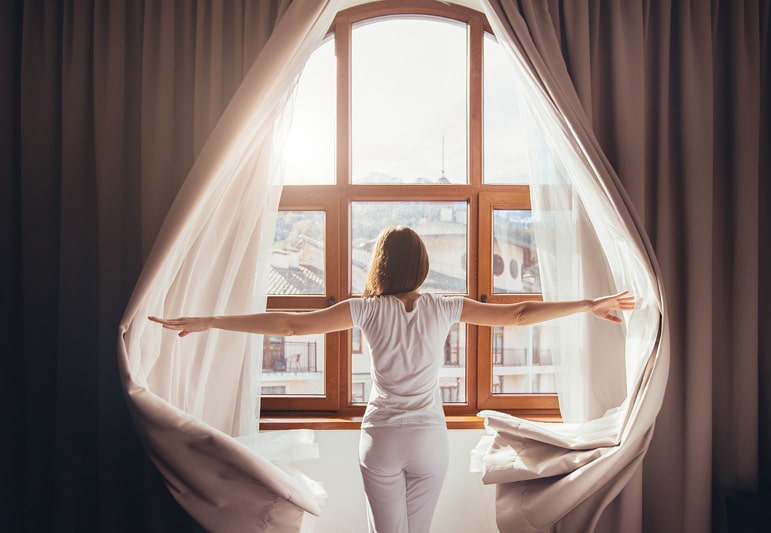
[{"x1": 281, "y1": 16, "x2": 532, "y2": 186}]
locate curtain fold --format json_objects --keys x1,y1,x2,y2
[{"x1": 476, "y1": 1, "x2": 770, "y2": 532}]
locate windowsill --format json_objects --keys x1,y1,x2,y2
[{"x1": 259, "y1": 413, "x2": 562, "y2": 430}]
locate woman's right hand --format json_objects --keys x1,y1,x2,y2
[{"x1": 148, "y1": 316, "x2": 212, "y2": 337}]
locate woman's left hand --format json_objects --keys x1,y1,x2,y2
[{"x1": 589, "y1": 291, "x2": 636, "y2": 323}]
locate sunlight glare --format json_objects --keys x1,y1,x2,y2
[{"x1": 283, "y1": 38, "x2": 336, "y2": 185}]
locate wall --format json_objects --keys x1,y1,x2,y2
[{"x1": 296, "y1": 429, "x2": 497, "y2": 532}]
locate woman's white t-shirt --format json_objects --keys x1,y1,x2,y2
[{"x1": 348, "y1": 293, "x2": 464, "y2": 428}]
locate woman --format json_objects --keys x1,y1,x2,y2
[{"x1": 150, "y1": 226, "x2": 635, "y2": 533}]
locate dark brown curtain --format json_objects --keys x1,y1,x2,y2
[
  {"x1": 1, "y1": 1, "x2": 290, "y2": 531},
  {"x1": 489, "y1": 0, "x2": 770, "y2": 531}
]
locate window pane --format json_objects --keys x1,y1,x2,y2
[
  {"x1": 352, "y1": 325, "x2": 467, "y2": 404},
  {"x1": 440, "y1": 323, "x2": 466, "y2": 403},
  {"x1": 261, "y1": 333, "x2": 325, "y2": 396},
  {"x1": 492, "y1": 324, "x2": 556, "y2": 394},
  {"x1": 483, "y1": 34, "x2": 530, "y2": 184},
  {"x1": 492, "y1": 209, "x2": 541, "y2": 293},
  {"x1": 283, "y1": 38, "x2": 336, "y2": 185},
  {"x1": 352, "y1": 18, "x2": 467, "y2": 184},
  {"x1": 351, "y1": 201, "x2": 468, "y2": 294},
  {"x1": 351, "y1": 326, "x2": 369, "y2": 404},
  {"x1": 269, "y1": 211, "x2": 325, "y2": 295}
]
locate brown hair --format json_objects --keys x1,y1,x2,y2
[{"x1": 363, "y1": 226, "x2": 430, "y2": 297}]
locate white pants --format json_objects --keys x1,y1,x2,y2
[{"x1": 358, "y1": 425, "x2": 449, "y2": 533}]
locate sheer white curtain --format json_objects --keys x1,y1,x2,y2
[
  {"x1": 521, "y1": 90, "x2": 662, "y2": 424},
  {"x1": 117, "y1": 1, "x2": 342, "y2": 531},
  {"x1": 472, "y1": 2, "x2": 670, "y2": 532}
]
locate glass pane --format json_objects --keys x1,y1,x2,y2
[
  {"x1": 350, "y1": 201, "x2": 468, "y2": 294},
  {"x1": 351, "y1": 325, "x2": 467, "y2": 404},
  {"x1": 492, "y1": 209, "x2": 541, "y2": 293},
  {"x1": 492, "y1": 324, "x2": 556, "y2": 394},
  {"x1": 440, "y1": 323, "x2": 466, "y2": 403},
  {"x1": 352, "y1": 18, "x2": 467, "y2": 184},
  {"x1": 282, "y1": 38, "x2": 336, "y2": 185},
  {"x1": 351, "y1": 327, "x2": 369, "y2": 404},
  {"x1": 261, "y1": 333, "x2": 325, "y2": 396},
  {"x1": 483, "y1": 33, "x2": 530, "y2": 184},
  {"x1": 269, "y1": 211, "x2": 325, "y2": 295}
]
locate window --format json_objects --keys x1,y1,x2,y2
[
  {"x1": 440, "y1": 382, "x2": 461, "y2": 403},
  {"x1": 351, "y1": 327, "x2": 362, "y2": 354},
  {"x1": 261, "y1": 385, "x2": 287, "y2": 395},
  {"x1": 351, "y1": 382, "x2": 366, "y2": 403},
  {"x1": 261, "y1": 2, "x2": 559, "y2": 421},
  {"x1": 492, "y1": 327, "x2": 504, "y2": 365},
  {"x1": 492, "y1": 376, "x2": 504, "y2": 395},
  {"x1": 445, "y1": 324, "x2": 461, "y2": 366}
]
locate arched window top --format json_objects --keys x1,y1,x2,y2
[
  {"x1": 334, "y1": 0, "x2": 491, "y2": 29},
  {"x1": 284, "y1": 0, "x2": 530, "y2": 187}
]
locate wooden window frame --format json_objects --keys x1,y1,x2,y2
[
  {"x1": 477, "y1": 192, "x2": 559, "y2": 414},
  {"x1": 260, "y1": 1, "x2": 560, "y2": 425}
]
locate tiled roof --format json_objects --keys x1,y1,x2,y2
[
  {"x1": 422, "y1": 270, "x2": 466, "y2": 293},
  {"x1": 267, "y1": 265, "x2": 324, "y2": 295},
  {"x1": 351, "y1": 247, "x2": 372, "y2": 268}
]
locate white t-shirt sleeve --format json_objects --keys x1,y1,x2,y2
[
  {"x1": 437, "y1": 295, "x2": 464, "y2": 325},
  {"x1": 348, "y1": 297, "x2": 371, "y2": 328}
]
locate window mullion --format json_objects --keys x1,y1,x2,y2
[
  {"x1": 476, "y1": 194, "x2": 493, "y2": 406},
  {"x1": 335, "y1": 16, "x2": 352, "y2": 188},
  {"x1": 468, "y1": 16, "x2": 483, "y2": 188},
  {"x1": 466, "y1": 14, "x2": 484, "y2": 413},
  {"x1": 336, "y1": 17, "x2": 353, "y2": 411}
]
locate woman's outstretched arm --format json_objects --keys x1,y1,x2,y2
[
  {"x1": 460, "y1": 291, "x2": 635, "y2": 327},
  {"x1": 148, "y1": 300, "x2": 354, "y2": 337}
]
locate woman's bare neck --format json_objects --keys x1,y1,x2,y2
[{"x1": 393, "y1": 290, "x2": 421, "y2": 312}]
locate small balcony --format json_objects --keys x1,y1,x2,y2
[{"x1": 263, "y1": 341, "x2": 318, "y2": 373}]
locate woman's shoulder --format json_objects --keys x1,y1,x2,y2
[
  {"x1": 423, "y1": 293, "x2": 465, "y2": 319},
  {"x1": 413, "y1": 293, "x2": 464, "y2": 311},
  {"x1": 348, "y1": 295, "x2": 391, "y2": 311},
  {"x1": 422, "y1": 293, "x2": 464, "y2": 303}
]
